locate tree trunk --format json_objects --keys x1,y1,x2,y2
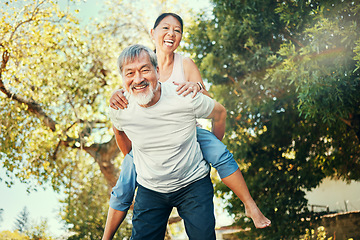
[{"x1": 84, "y1": 137, "x2": 120, "y2": 189}]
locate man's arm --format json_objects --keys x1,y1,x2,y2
[
  {"x1": 102, "y1": 207, "x2": 127, "y2": 240},
  {"x1": 113, "y1": 125, "x2": 132, "y2": 155},
  {"x1": 206, "y1": 101, "x2": 226, "y2": 141}
]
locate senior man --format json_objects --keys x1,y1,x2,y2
[{"x1": 103, "y1": 44, "x2": 227, "y2": 240}]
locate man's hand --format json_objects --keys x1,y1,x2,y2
[{"x1": 102, "y1": 208, "x2": 128, "y2": 240}]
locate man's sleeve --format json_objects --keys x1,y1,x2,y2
[
  {"x1": 108, "y1": 107, "x2": 123, "y2": 131},
  {"x1": 191, "y1": 93, "x2": 215, "y2": 119}
]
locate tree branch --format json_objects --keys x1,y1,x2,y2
[
  {"x1": 0, "y1": 82, "x2": 57, "y2": 131},
  {"x1": 282, "y1": 29, "x2": 305, "y2": 48},
  {"x1": 339, "y1": 116, "x2": 352, "y2": 127}
]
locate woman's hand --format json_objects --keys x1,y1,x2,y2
[
  {"x1": 173, "y1": 81, "x2": 201, "y2": 98},
  {"x1": 109, "y1": 89, "x2": 128, "y2": 110}
]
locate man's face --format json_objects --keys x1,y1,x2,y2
[{"x1": 122, "y1": 51, "x2": 160, "y2": 107}]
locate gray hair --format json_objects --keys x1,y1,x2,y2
[{"x1": 117, "y1": 44, "x2": 158, "y2": 75}]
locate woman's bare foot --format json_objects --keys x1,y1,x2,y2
[{"x1": 245, "y1": 203, "x2": 271, "y2": 228}]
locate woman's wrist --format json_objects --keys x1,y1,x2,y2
[{"x1": 197, "y1": 82, "x2": 205, "y2": 92}]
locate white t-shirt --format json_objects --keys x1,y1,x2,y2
[{"x1": 109, "y1": 81, "x2": 215, "y2": 193}]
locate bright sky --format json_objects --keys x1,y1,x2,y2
[
  {"x1": 0, "y1": 176, "x2": 66, "y2": 237},
  {"x1": 0, "y1": 0, "x2": 215, "y2": 237}
]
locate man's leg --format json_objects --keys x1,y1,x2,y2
[
  {"x1": 131, "y1": 185, "x2": 172, "y2": 240},
  {"x1": 175, "y1": 174, "x2": 216, "y2": 240}
]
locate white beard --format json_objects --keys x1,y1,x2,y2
[
  {"x1": 132, "y1": 89, "x2": 155, "y2": 105},
  {"x1": 129, "y1": 82, "x2": 159, "y2": 106}
]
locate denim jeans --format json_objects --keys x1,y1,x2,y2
[{"x1": 130, "y1": 174, "x2": 215, "y2": 240}]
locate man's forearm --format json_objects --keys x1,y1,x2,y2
[
  {"x1": 210, "y1": 102, "x2": 227, "y2": 141},
  {"x1": 113, "y1": 125, "x2": 132, "y2": 155},
  {"x1": 212, "y1": 113, "x2": 226, "y2": 141},
  {"x1": 102, "y1": 207, "x2": 127, "y2": 240}
]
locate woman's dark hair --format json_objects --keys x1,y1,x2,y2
[{"x1": 153, "y1": 13, "x2": 183, "y2": 33}]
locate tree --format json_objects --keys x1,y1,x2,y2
[
  {"x1": 0, "y1": 0, "x2": 149, "y2": 237},
  {"x1": 26, "y1": 218, "x2": 56, "y2": 240},
  {"x1": 1, "y1": 0, "x2": 200, "y2": 238},
  {"x1": 14, "y1": 206, "x2": 29, "y2": 233},
  {"x1": 186, "y1": 0, "x2": 360, "y2": 238},
  {"x1": 1, "y1": 0, "x2": 124, "y2": 191},
  {"x1": 59, "y1": 150, "x2": 132, "y2": 240}
]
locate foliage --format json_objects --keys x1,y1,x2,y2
[
  {"x1": 0, "y1": 0, "x2": 123, "y2": 191},
  {"x1": 0, "y1": 230, "x2": 29, "y2": 240},
  {"x1": 11, "y1": 206, "x2": 55, "y2": 239},
  {"x1": 186, "y1": 0, "x2": 360, "y2": 239},
  {"x1": 59, "y1": 150, "x2": 132, "y2": 240},
  {"x1": 26, "y1": 218, "x2": 56, "y2": 240},
  {"x1": 300, "y1": 226, "x2": 354, "y2": 240}
]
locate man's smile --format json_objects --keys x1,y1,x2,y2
[{"x1": 131, "y1": 82, "x2": 149, "y2": 92}]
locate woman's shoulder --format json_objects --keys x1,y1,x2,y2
[
  {"x1": 174, "y1": 53, "x2": 194, "y2": 66},
  {"x1": 180, "y1": 55, "x2": 197, "y2": 71},
  {"x1": 180, "y1": 55, "x2": 202, "y2": 83}
]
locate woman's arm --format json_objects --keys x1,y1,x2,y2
[
  {"x1": 109, "y1": 89, "x2": 129, "y2": 110},
  {"x1": 183, "y1": 56, "x2": 226, "y2": 140},
  {"x1": 183, "y1": 57, "x2": 210, "y2": 97}
]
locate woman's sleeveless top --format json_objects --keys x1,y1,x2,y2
[
  {"x1": 165, "y1": 53, "x2": 204, "y2": 128},
  {"x1": 165, "y1": 53, "x2": 186, "y2": 84}
]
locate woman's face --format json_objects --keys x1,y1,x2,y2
[{"x1": 151, "y1": 15, "x2": 182, "y2": 53}]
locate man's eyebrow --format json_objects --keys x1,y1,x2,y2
[
  {"x1": 123, "y1": 67, "x2": 134, "y2": 72},
  {"x1": 123, "y1": 64, "x2": 151, "y2": 73},
  {"x1": 140, "y1": 63, "x2": 151, "y2": 69}
]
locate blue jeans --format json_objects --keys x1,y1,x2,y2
[
  {"x1": 110, "y1": 127, "x2": 239, "y2": 211},
  {"x1": 131, "y1": 174, "x2": 215, "y2": 240}
]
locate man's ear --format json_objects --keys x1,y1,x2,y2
[{"x1": 156, "y1": 66, "x2": 160, "y2": 80}]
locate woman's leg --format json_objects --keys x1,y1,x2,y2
[
  {"x1": 109, "y1": 151, "x2": 137, "y2": 212},
  {"x1": 196, "y1": 127, "x2": 271, "y2": 228},
  {"x1": 221, "y1": 169, "x2": 271, "y2": 228},
  {"x1": 196, "y1": 127, "x2": 238, "y2": 179}
]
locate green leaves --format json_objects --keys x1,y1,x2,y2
[
  {"x1": 0, "y1": 0, "x2": 121, "y2": 190},
  {"x1": 187, "y1": 0, "x2": 360, "y2": 238}
]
